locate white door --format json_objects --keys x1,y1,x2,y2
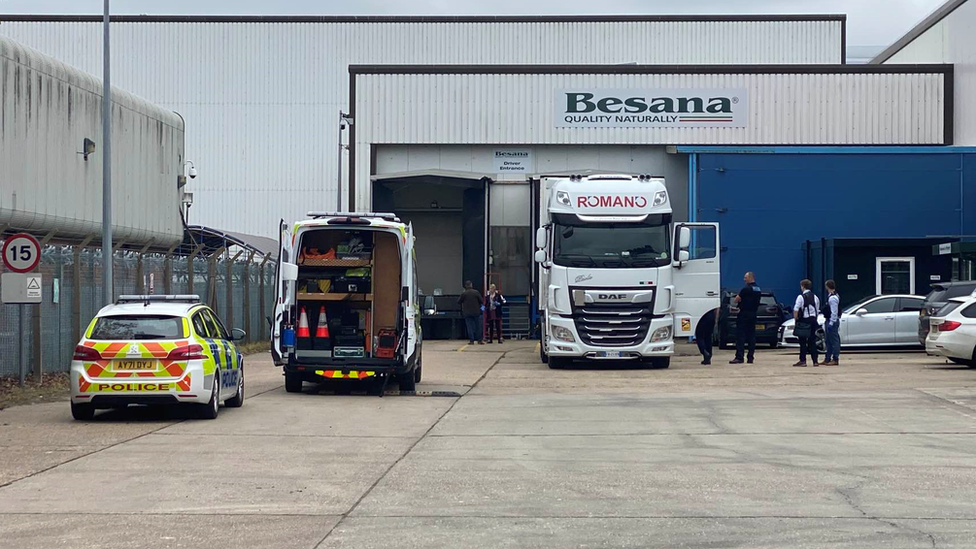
[
  {"x1": 671, "y1": 223, "x2": 721, "y2": 336},
  {"x1": 271, "y1": 220, "x2": 295, "y2": 365},
  {"x1": 876, "y1": 257, "x2": 915, "y2": 295},
  {"x1": 894, "y1": 296, "x2": 925, "y2": 343},
  {"x1": 403, "y1": 223, "x2": 418, "y2": 360},
  {"x1": 845, "y1": 296, "x2": 897, "y2": 345}
]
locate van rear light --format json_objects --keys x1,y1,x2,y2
[
  {"x1": 939, "y1": 320, "x2": 962, "y2": 332},
  {"x1": 73, "y1": 345, "x2": 101, "y2": 361},
  {"x1": 167, "y1": 344, "x2": 206, "y2": 361}
]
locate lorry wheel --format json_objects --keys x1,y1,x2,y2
[
  {"x1": 540, "y1": 343, "x2": 549, "y2": 364},
  {"x1": 398, "y1": 371, "x2": 417, "y2": 392},
  {"x1": 548, "y1": 356, "x2": 570, "y2": 369},
  {"x1": 650, "y1": 357, "x2": 671, "y2": 369},
  {"x1": 284, "y1": 371, "x2": 303, "y2": 393},
  {"x1": 414, "y1": 363, "x2": 423, "y2": 383},
  {"x1": 71, "y1": 402, "x2": 95, "y2": 421}
]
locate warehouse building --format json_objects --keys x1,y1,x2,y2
[{"x1": 1, "y1": 9, "x2": 972, "y2": 313}]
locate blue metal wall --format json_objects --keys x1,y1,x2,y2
[{"x1": 692, "y1": 151, "x2": 976, "y2": 303}]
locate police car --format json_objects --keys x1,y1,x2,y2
[{"x1": 70, "y1": 295, "x2": 245, "y2": 420}]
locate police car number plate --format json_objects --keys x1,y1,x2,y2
[
  {"x1": 756, "y1": 324, "x2": 766, "y2": 331},
  {"x1": 114, "y1": 360, "x2": 155, "y2": 371},
  {"x1": 596, "y1": 351, "x2": 621, "y2": 358}
]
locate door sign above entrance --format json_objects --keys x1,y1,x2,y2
[
  {"x1": 555, "y1": 88, "x2": 749, "y2": 128},
  {"x1": 493, "y1": 149, "x2": 534, "y2": 174}
]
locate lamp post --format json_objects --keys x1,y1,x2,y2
[{"x1": 101, "y1": 0, "x2": 113, "y2": 305}]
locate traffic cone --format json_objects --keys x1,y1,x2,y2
[
  {"x1": 315, "y1": 307, "x2": 330, "y2": 339},
  {"x1": 296, "y1": 307, "x2": 311, "y2": 349}
]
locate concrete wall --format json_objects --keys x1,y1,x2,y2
[{"x1": 0, "y1": 36, "x2": 184, "y2": 246}]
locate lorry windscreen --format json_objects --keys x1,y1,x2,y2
[{"x1": 552, "y1": 214, "x2": 671, "y2": 268}]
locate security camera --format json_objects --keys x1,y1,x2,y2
[{"x1": 188, "y1": 166, "x2": 197, "y2": 179}]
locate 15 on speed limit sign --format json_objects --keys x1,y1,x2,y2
[{"x1": 2, "y1": 233, "x2": 41, "y2": 273}]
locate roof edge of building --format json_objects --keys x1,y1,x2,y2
[
  {"x1": 348, "y1": 63, "x2": 953, "y2": 75},
  {"x1": 0, "y1": 13, "x2": 847, "y2": 24},
  {"x1": 871, "y1": 0, "x2": 968, "y2": 64}
]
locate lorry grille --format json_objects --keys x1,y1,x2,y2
[{"x1": 573, "y1": 302, "x2": 653, "y2": 347}]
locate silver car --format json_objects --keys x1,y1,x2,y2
[{"x1": 780, "y1": 294, "x2": 925, "y2": 350}]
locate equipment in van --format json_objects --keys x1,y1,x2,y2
[{"x1": 376, "y1": 328, "x2": 398, "y2": 359}]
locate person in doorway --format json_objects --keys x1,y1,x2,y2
[
  {"x1": 822, "y1": 279, "x2": 841, "y2": 366},
  {"x1": 730, "y1": 271, "x2": 762, "y2": 364},
  {"x1": 793, "y1": 279, "x2": 821, "y2": 367},
  {"x1": 458, "y1": 280, "x2": 485, "y2": 345},
  {"x1": 696, "y1": 307, "x2": 718, "y2": 365},
  {"x1": 485, "y1": 284, "x2": 507, "y2": 344}
]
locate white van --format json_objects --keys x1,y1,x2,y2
[{"x1": 271, "y1": 212, "x2": 422, "y2": 393}]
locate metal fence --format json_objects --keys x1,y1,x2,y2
[{"x1": 0, "y1": 245, "x2": 275, "y2": 379}]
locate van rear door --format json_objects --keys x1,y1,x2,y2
[
  {"x1": 403, "y1": 223, "x2": 418, "y2": 359},
  {"x1": 271, "y1": 220, "x2": 296, "y2": 365},
  {"x1": 671, "y1": 223, "x2": 721, "y2": 337}
]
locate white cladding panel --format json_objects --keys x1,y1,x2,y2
[
  {"x1": 883, "y1": 1, "x2": 976, "y2": 145},
  {"x1": 0, "y1": 36, "x2": 184, "y2": 246},
  {"x1": 0, "y1": 19, "x2": 841, "y2": 237},
  {"x1": 353, "y1": 71, "x2": 946, "y2": 209}
]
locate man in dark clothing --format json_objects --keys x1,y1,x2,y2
[
  {"x1": 730, "y1": 271, "x2": 762, "y2": 364},
  {"x1": 457, "y1": 280, "x2": 485, "y2": 345},
  {"x1": 695, "y1": 307, "x2": 717, "y2": 365}
]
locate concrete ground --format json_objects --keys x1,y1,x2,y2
[{"x1": 1, "y1": 340, "x2": 975, "y2": 548}]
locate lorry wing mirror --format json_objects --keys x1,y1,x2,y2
[
  {"x1": 535, "y1": 226, "x2": 548, "y2": 249},
  {"x1": 280, "y1": 262, "x2": 299, "y2": 282},
  {"x1": 534, "y1": 250, "x2": 548, "y2": 264},
  {"x1": 679, "y1": 226, "x2": 691, "y2": 250},
  {"x1": 678, "y1": 250, "x2": 690, "y2": 262}
]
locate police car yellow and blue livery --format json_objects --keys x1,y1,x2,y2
[{"x1": 69, "y1": 295, "x2": 245, "y2": 420}]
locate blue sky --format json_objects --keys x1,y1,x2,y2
[{"x1": 0, "y1": 0, "x2": 945, "y2": 46}]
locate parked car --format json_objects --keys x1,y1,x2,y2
[
  {"x1": 926, "y1": 294, "x2": 976, "y2": 366},
  {"x1": 918, "y1": 281, "x2": 976, "y2": 344},
  {"x1": 716, "y1": 290, "x2": 787, "y2": 349},
  {"x1": 779, "y1": 294, "x2": 925, "y2": 352},
  {"x1": 70, "y1": 295, "x2": 246, "y2": 420}
]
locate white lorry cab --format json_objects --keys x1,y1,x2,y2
[
  {"x1": 535, "y1": 174, "x2": 720, "y2": 369},
  {"x1": 271, "y1": 212, "x2": 422, "y2": 393}
]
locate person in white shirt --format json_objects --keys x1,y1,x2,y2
[
  {"x1": 822, "y1": 280, "x2": 841, "y2": 366},
  {"x1": 792, "y1": 279, "x2": 821, "y2": 367}
]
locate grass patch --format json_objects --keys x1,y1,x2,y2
[
  {"x1": 0, "y1": 372, "x2": 70, "y2": 410},
  {"x1": 238, "y1": 340, "x2": 270, "y2": 356}
]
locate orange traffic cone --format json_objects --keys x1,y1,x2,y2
[
  {"x1": 315, "y1": 307, "x2": 330, "y2": 339},
  {"x1": 296, "y1": 307, "x2": 311, "y2": 339}
]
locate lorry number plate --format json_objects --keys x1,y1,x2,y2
[{"x1": 597, "y1": 351, "x2": 621, "y2": 358}]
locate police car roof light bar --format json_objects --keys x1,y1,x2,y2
[
  {"x1": 307, "y1": 211, "x2": 400, "y2": 222},
  {"x1": 116, "y1": 294, "x2": 201, "y2": 305}
]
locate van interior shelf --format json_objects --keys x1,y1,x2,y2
[
  {"x1": 299, "y1": 258, "x2": 372, "y2": 268},
  {"x1": 296, "y1": 292, "x2": 373, "y2": 301}
]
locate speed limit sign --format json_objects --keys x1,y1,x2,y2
[{"x1": 2, "y1": 233, "x2": 41, "y2": 273}]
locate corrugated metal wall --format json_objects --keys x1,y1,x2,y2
[
  {"x1": 0, "y1": 18, "x2": 842, "y2": 237},
  {"x1": 882, "y1": 1, "x2": 976, "y2": 146},
  {"x1": 0, "y1": 36, "x2": 184, "y2": 246},
  {"x1": 353, "y1": 70, "x2": 947, "y2": 210}
]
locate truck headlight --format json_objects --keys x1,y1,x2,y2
[
  {"x1": 556, "y1": 191, "x2": 571, "y2": 206},
  {"x1": 652, "y1": 190, "x2": 668, "y2": 206},
  {"x1": 650, "y1": 326, "x2": 672, "y2": 342},
  {"x1": 551, "y1": 326, "x2": 576, "y2": 342}
]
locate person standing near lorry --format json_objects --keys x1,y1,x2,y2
[
  {"x1": 458, "y1": 280, "x2": 485, "y2": 345},
  {"x1": 822, "y1": 280, "x2": 841, "y2": 366},
  {"x1": 730, "y1": 272, "x2": 762, "y2": 364},
  {"x1": 792, "y1": 279, "x2": 821, "y2": 367},
  {"x1": 485, "y1": 283, "x2": 507, "y2": 344},
  {"x1": 696, "y1": 307, "x2": 717, "y2": 365}
]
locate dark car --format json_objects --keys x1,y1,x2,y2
[
  {"x1": 918, "y1": 281, "x2": 976, "y2": 344},
  {"x1": 716, "y1": 291, "x2": 788, "y2": 349}
]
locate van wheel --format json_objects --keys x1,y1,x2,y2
[
  {"x1": 225, "y1": 368, "x2": 245, "y2": 408},
  {"x1": 414, "y1": 363, "x2": 423, "y2": 383},
  {"x1": 197, "y1": 374, "x2": 220, "y2": 420},
  {"x1": 398, "y1": 371, "x2": 417, "y2": 392},
  {"x1": 71, "y1": 402, "x2": 95, "y2": 421},
  {"x1": 285, "y1": 371, "x2": 303, "y2": 393}
]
